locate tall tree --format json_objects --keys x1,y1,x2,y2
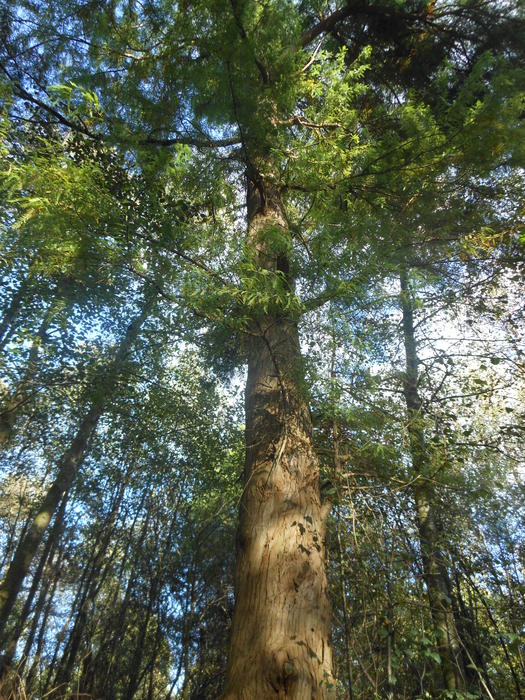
[
  {"x1": 399, "y1": 268, "x2": 468, "y2": 692},
  {"x1": 0, "y1": 1, "x2": 523, "y2": 697}
]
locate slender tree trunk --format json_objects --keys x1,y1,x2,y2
[
  {"x1": 0, "y1": 293, "x2": 152, "y2": 643},
  {"x1": 0, "y1": 495, "x2": 28, "y2": 573},
  {"x1": 381, "y1": 525, "x2": 395, "y2": 700},
  {"x1": 53, "y1": 480, "x2": 128, "y2": 692},
  {"x1": 18, "y1": 494, "x2": 67, "y2": 633},
  {"x1": 0, "y1": 272, "x2": 31, "y2": 354},
  {"x1": 98, "y1": 491, "x2": 150, "y2": 697},
  {"x1": 124, "y1": 586, "x2": 155, "y2": 700},
  {"x1": 0, "y1": 494, "x2": 67, "y2": 668},
  {"x1": 18, "y1": 565, "x2": 52, "y2": 678},
  {"x1": 40, "y1": 552, "x2": 87, "y2": 697},
  {"x1": 399, "y1": 270, "x2": 467, "y2": 694},
  {"x1": 222, "y1": 172, "x2": 333, "y2": 698},
  {"x1": 125, "y1": 506, "x2": 179, "y2": 700},
  {"x1": 0, "y1": 305, "x2": 49, "y2": 447},
  {"x1": 330, "y1": 351, "x2": 355, "y2": 700},
  {"x1": 459, "y1": 558, "x2": 523, "y2": 700},
  {"x1": 25, "y1": 545, "x2": 64, "y2": 693},
  {"x1": 18, "y1": 527, "x2": 64, "y2": 679},
  {"x1": 453, "y1": 568, "x2": 495, "y2": 697},
  {"x1": 0, "y1": 277, "x2": 70, "y2": 448},
  {"x1": 336, "y1": 517, "x2": 354, "y2": 700},
  {"x1": 54, "y1": 603, "x2": 89, "y2": 692},
  {"x1": 0, "y1": 414, "x2": 99, "y2": 650}
]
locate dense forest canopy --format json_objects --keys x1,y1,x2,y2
[{"x1": 0, "y1": 0, "x2": 523, "y2": 698}]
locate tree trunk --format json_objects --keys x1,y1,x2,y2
[
  {"x1": 18, "y1": 559, "x2": 54, "y2": 677},
  {"x1": 0, "y1": 276, "x2": 70, "y2": 447},
  {"x1": 25, "y1": 545, "x2": 64, "y2": 693},
  {"x1": 0, "y1": 414, "x2": 100, "y2": 649},
  {"x1": 459, "y1": 558, "x2": 523, "y2": 700},
  {"x1": 453, "y1": 568, "x2": 495, "y2": 697},
  {"x1": 0, "y1": 494, "x2": 67, "y2": 669},
  {"x1": 336, "y1": 516, "x2": 354, "y2": 700},
  {"x1": 330, "y1": 356, "x2": 355, "y2": 700},
  {"x1": 221, "y1": 173, "x2": 334, "y2": 699},
  {"x1": 0, "y1": 293, "x2": 152, "y2": 642},
  {"x1": 0, "y1": 272, "x2": 31, "y2": 354},
  {"x1": 399, "y1": 270, "x2": 467, "y2": 694},
  {"x1": 0, "y1": 303, "x2": 51, "y2": 447},
  {"x1": 96, "y1": 489, "x2": 150, "y2": 697},
  {"x1": 0, "y1": 492, "x2": 29, "y2": 573},
  {"x1": 53, "y1": 483, "x2": 126, "y2": 692}
]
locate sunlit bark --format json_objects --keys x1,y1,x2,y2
[{"x1": 222, "y1": 172, "x2": 334, "y2": 699}]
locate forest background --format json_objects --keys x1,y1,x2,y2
[{"x1": 0, "y1": 0, "x2": 523, "y2": 698}]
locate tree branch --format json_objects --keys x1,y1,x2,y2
[
  {"x1": 140, "y1": 134, "x2": 242, "y2": 148},
  {"x1": 229, "y1": 0, "x2": 270, "y2": 83},
  {"x1": 298, "y1": 3, "x2": 353, "y2": 49},
  {"x1": 2, "y1": 63, "x2": 241, "y2": 149}
]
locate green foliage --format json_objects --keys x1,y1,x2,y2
[{"x1": 0, "y1": 1, "x2": 523, "y2": 698}]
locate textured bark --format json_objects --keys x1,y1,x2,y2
[
  {"x1": 399, "y1": 270, "x2": 467, "y2": 693},
  {"x1": 221, "y1": 174, "x2": 333, "y2": 699},
  {"x1": 0, "y1": 295, "x2": 152, "y2": 641}
]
